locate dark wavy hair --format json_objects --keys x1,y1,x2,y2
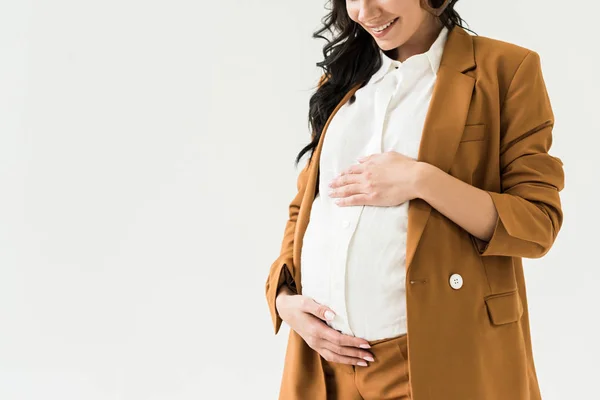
[{"x1": 295, "y1": 0, "x2": 476, "y2": 169}]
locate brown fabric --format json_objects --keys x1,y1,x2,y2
[
  {"x1": 265, "y1": 24, "x2": 565, "y2": 400},
  {"x1": 321, "y1": 334, "x2": 411, "y2": 400}
]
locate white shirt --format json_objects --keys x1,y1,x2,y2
[{"x1": 300, "y1": 26, "x2": 449, "y2": 341}]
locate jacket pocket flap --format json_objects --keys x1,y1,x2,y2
[
  {"x1": 460, "y1": 124, "x2": 486, "y2": 142},
  {"x1": 484, "y1": 290, "x2": 523, "y2": 325}
]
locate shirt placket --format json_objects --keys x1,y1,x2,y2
[
  {"x1": 331, "y1": 69, "x2": 402, "y2": 336},
  {"x1": 329, "y1": 204, "x2": 363, "y2": 336},
  {"x1": 365, "y1": 72, "x2": 399, "y2": 155}
]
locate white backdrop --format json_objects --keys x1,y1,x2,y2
[{"x1": 0, "y1": 1, "x2": 598, "y2": 399}]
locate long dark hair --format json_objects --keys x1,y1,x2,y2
[{"x1": 295, "y1": 0, "x2": 475, "y2": 168}]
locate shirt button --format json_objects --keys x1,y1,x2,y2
[
  {"x1": 449, "y1": 273, "x2": 463, "y2": 290},
  {"x1": 341, "y1": 220, "x2": 350, "y2": 228}
]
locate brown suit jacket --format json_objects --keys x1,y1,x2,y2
[{"x1": 265, "y1": 25, "x2": 565, "y2": 400}]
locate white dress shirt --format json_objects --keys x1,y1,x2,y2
[{"x1": 300, "y1": 26, "x2": 449, "y2": 341}]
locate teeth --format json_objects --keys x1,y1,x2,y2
[{"x1": 373, "y1": 19, "x2": 395, "y2": 32}]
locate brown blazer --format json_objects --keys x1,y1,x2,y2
[{"x1": 265, "y1": 25, "x2": 565, "y2": 400}]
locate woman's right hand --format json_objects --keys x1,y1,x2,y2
[{"x1": 275, "y1": 286, "x2": 375, "y2": 366}]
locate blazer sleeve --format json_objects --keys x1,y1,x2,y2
[
  {"x1": 265, "y1": 160, "x2": 311, "y2": 335},
  {"x1": 264, "y1": 73, "x2": 327, "y2": 335},
  {"x1": 472, "y1": 51, "x2": 565, "y2": 258}
]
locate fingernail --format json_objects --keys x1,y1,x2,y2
[
  {"x1": 363, "y1": 356, "x2": 374, "y2": 362},
  {"x1": 324, "y1": 310, "x2": 335, "y2": 320},
  {"x1": 357, "y1": 361, "x2": 368, "y2": 367},
  {"x1": 359, "y1": 344, "x2": 371, "y2": 349}
]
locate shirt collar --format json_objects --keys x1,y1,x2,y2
[{"x1": 370, "y1": 25, "x2": 449, "y2": 84}]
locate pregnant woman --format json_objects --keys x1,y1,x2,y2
[{"x1": 265, "y1": 1, "x2": 565, "y2": 399}]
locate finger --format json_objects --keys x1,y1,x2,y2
[
  {"x1": 320, "y1": 348, "x2": 369, "y2": 366},
  {"x1": 331, "y1": 182, "x2": 368, "y2": 199},
  {"x1": 320, "y1": 339, "x2": 375, "y2": 362},
  {"x1": 330, "y1": 173, "x2": 359, "y2": 189},
  {"x1": 323, "y1": 328, "x2": 372, "y2": 350},
  {"x1": 335, "y1": 192, "x2": 372, "y2": 206},
  {"x1": 300, "y1": 296, "x2": 336, "y2": 322},
  {"x1": 342, "y1": 163, "x2": 365, "y2": 175}
]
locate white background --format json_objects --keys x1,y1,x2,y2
[{"x1": 1, "y1": 1, "x2": 598, "y2": 399}]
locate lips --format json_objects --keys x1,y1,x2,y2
[
  {"x1": 372, "y1": 18, "x2": 398, "y2": 32},
  {"x1": 368, "y1": 17, "x2": 399, "y2": 38}
]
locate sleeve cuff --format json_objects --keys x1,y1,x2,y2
[
  {"x1": 265, "y1": 258, "x2": 296, "y2": 335},
  {"x1": 471, "y1": 191, "x2": 509, "y2": 256}
]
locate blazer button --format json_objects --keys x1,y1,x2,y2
[{"x1": 449, "y1": 273, "x2": 463, "y2": 290}]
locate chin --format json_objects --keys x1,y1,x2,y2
[
  {"x1": 376, "y1": 38, "x2": 402, "y2": 51},
  {"x1": 377, "y1": 43, "x2": 394, "y2": 51}
]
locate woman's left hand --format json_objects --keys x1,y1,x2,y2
[{"x1": 328, "y1": 151, "x2": 425, "y2": 207}]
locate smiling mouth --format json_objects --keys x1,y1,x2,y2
[{"x1": 371, "y1": 17, "x2": 399, "y2": 33}]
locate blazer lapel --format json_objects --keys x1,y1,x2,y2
[{"x1": 405, "y1": 25, "x2": 477, "y2": 273}]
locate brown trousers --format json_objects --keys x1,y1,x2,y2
[{"x1": 320, "y1": 333, "x2": 411, "y2": 400}]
